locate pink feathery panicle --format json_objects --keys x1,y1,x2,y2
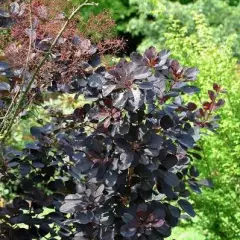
[{"x1": 3, "y1": 0, "x2": 126, "y2": 86}]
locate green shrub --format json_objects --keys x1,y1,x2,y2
[{"x1": 128, "y1": 0, "x2": 240, "y2": 58}]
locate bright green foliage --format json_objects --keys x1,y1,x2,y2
[
  {"x1": 129, "y1": 2, "x2": 240, "y2": 238},
  {"x1": 167, "y1": 226, "x2": 205, "y2": 240},
  {"x1": 7, "y1": 106, "x2": 48, "y2": 150},
  {"x1": 128, "y1": 0, "x2": 240, "y2": 58}
]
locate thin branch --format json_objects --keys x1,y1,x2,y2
[
  {"x1": 23, "y1": 0, "x2": 34, "y2": 75},
  {"x1": 0, "y1": 0, "x2": 98, "y2": 142},
  {"x1": 0, "y1": 87, "x2": 20, "y2": 132},
  {"x1": 0, "y1": 144, "x2": 4, "y2": 167}
]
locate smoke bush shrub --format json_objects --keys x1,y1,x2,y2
[{"x1": 0, "y1": 1, "x2": 225, "y2": 240}]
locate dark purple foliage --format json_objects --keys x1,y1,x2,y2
[{"x1": 0, "y1": 44, "x2": 225, "y2": 240}]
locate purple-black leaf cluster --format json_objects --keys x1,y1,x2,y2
[{"x1": 0, "y1": 45, "x2": 225, "y2": 240}]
